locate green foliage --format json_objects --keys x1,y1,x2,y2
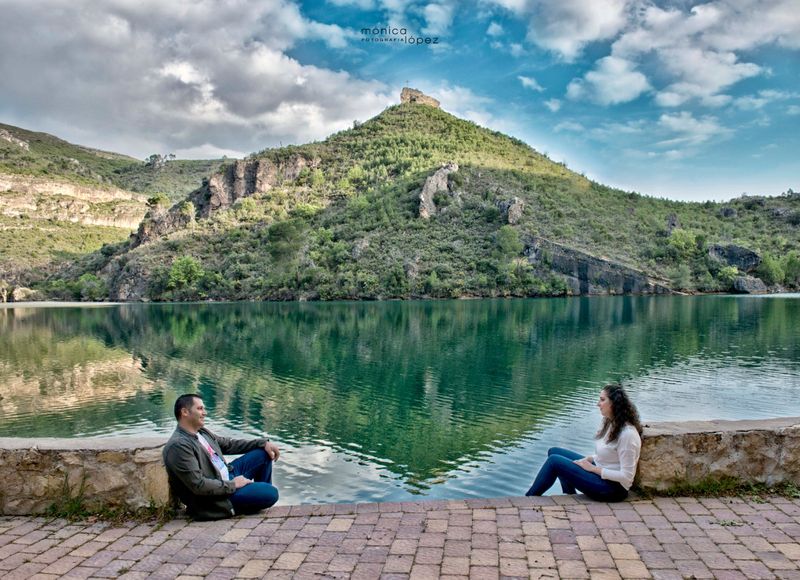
[
  {"x1": 717, "y1": 266, "x2": 739, "y2": 289},
  {"x1": 77, "y1": 273, "x2": 108, "y2": 301},
  {"x1": 496, "y1": 225, "x2": 523, "y2": 258},
  {"x1": 168, "y1": 256, "x2": 205, "y2": 291},
  {"x1": 667, "y1": 229, "x2": 698, "y2": 261},
  {"x1": 783, "y1": 251, "x2": 800, "y2": 287},
  {"x1": 757, "y1": 254, "x2": 785, "y2": 286},
  {"x1": 147, "y1": 193, "x2": 170, "y2": 208},
  {"x1": 669, "y1": 264, "x2": 693, "y2": 291}
]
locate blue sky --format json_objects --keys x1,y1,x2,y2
[{"x1": 0, "y1": 0, "x2": 798, "y2": 201}]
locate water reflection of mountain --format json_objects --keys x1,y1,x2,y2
[{"x1": 1, "y1": 297, "x2": 798, "y2": 483}]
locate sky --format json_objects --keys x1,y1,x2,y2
[{"x1": 0, "y1": 0, "x2": 798, "y2": 202}]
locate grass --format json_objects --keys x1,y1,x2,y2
[
  {"x1": 43, "y1": 472, "x2": 175, "y2": 524},
  {"x1": 636, "y1": 476, "x2": 800, "y2": 501}
]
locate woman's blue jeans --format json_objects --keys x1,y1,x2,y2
[
  {"x1": 525, "y1": 447, "x2": 627, "y2": 502},
  {"x1": 229, "y1": 449, "x2": 279, "y2": 514}
]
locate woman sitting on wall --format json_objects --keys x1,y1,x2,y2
[{"x1": 525, "y1": 383, "x2": 642, "y2": 502}]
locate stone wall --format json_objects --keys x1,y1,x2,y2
[
  {"x1": 637, "y1": 417, "x2": 800, "y2": 491},
  {"x1": 0, "y1": 437, "x2": 169, "y2": 515},
  {"x1": 2, "y1": 417, "x2": 799, "y2": 514}
]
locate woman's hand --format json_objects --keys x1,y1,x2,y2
[{"x1": 574, "y1": 457, "x2": 601, "y2": 475}]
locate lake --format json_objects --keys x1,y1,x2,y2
[{"x1": 1, "y1": 295, "x2": 799, "y2": 504}]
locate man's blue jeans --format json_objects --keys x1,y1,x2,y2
[
  {"x1": 525, "y1": 447, "x2": 627, "y2": 502},
  {"x1": 229, "y1": 449, "x2": 279, "y2": 514}
]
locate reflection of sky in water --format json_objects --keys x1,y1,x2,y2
[
  {"x1": 2, "y1": 296, "x2": 800, "y2": 504},
  {"x1": 206, "y1": 357, "x2": 800, "y2": 505}
]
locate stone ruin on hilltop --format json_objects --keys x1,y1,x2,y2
[{"x1": 400, "y1": 88, "x2": 440, "y2": 108}]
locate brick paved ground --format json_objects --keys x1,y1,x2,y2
[{"x1": 2, "y1": 495, "x2": 800, "y2": 579}]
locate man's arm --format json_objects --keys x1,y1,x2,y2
[
  {"x1": 164, "y1": 442, "x2": 236, "y2": 496},
  {"x1": 213, "y1": 432, "x2": 269, "y2": 456}
]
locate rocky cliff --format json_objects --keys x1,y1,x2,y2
[
  {"x1": 0, "y1": 173, "x2": 147, "y2": 229},
  {"x1": 129, "y1": 154, "x2": 320, "y2": 248},
  {"x1": 525, "y1": 237, "x2": 674, "y2": 296}
]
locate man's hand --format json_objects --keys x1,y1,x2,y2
[
  {"x1": 233, "y1": 475, "x2": 253, "y2": 489},
  {"x1": 264, "y1": 441, "x2": 281, "y2": 462}
]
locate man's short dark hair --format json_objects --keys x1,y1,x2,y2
[{"x1": 174, "y1": 393, "x2": 201, "y2": 420}]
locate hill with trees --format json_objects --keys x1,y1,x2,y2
[{"x1": 3, "y1": 99, "x2": 799, "y2": 302}]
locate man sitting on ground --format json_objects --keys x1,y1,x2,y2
[{"x1": 163, "y1": 393, "x2": 280, "y2": 520}]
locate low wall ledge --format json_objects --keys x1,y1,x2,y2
[
  {"x1": 0, "y1": 437, "x2": 167, "y2": 451},
  {"x1": 642, "y1": 416, "x2": 800, "y2": 437}
]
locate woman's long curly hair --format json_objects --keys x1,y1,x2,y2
[{"x1": 595, "y1": 383, "x2": 643, "y2": 443}]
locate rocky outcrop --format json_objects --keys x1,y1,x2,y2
[
  {"x1": 128, "y1": 154, "x2": 318, "y2": 248},
  {"x1": 497, "y1": 197, "x2": 524, "y2": 225},
  {"x1": 733, "y1": 275, "x2": 768, "y2": 294},
  {"x1": 193, "y1": 156, "x2": 319, "y2": 218},
  {"x1": 525, "y1": 237, "x2": 673, "y2": 296},
  {"x1": 0, "y1": 437, "x2": 169, "y2": 515},
  {"x1": 709, "y1": 244, "x2": 761, "y2": 273},
  {"x1": 130, "y1": 204, "x2": 194, "y2": 247},
  {"x1": 400, "y1": 88, "x2": 440, "y2": 108},
  {"x1": 418, "y1": 162, "x2": 458, "y2": 219},
  {"x1": 0, "y1": 173, "x2": 147, "y2": 229},
  {"x1": 0, "y1": 173, "x2": 139, "y2": 202},
  {"x1": 665, "y1": 213, "x2": 680, "y2": 234},
  {"x1": 10, "y1": 287, "x2": 41, "y2": 302},
  {"x1": 637, "y1": 417, "x2": 800, "y2": 491},
  {"x1": 0, "y1": 128, "x2": 29, "y2": 150}
]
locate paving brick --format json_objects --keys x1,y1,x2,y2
[
  {"x1": 583, "y1": 550, "x2": 615, "y2": 568},
  {"x1": 409, "y1": 563, "x2": 441, "y2": 579},
  {"x1": 39, "y1": 556, "x2": 84, "y2": 576},
  {"x1": 607, "y1": 543, "x2": 638, "y2": 560},
  {"x1": 755, "y1": 550, "x2": 799, "y2": 570},
  {"x1": 674, "y1": 559, "x2": 714, "y2": 579},
  {"x1": 467, "y1": 565, "x2": 499, "y2": 579},
  {"x1": 615, "y1": 559, "x2": 652, "y2": 579},
  {"x1": 557, "y1": 559, "x2": 590, "y2": 579},
  {"x1": 471, "y1": 548, "x2": 499, "y2": 567},
  {"x1": 527, "y1": 551, "x2": 557, "y2": 568}
]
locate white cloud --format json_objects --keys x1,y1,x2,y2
[
  {"x1": 422, "y1": 2, "x2": 455, "y2": 36},
  {"x1": 488, "y1": 0, "x2": 799, "y2": 108},
  {"x1": 522, "y1": 0, "x2": 630, "y2": 61},
  {"x1": 788, "y1": 105, "x2": 800, "y2": 115},
  {"x1": 566, "y1": 56, "x2": 650, "y2": 105},
  {"x1": 657, "y1": 112, "x2": 730, "y2": 146},
  {"x1": 544, "y1": 99, "x2": 561, "y2": 112},
  {"x1": 555, "y1": 121, "x2": 584, "y2": 132},
  {"x1": 328, "y1": 0, "x2": 375, "y2": 7},
  {"x1": 653, "y1": 48, "x2": 761, "y2": 107},
  {"x1": 518, "y1": 75, "x2": 544, "y2": 92},
  {"x1": 509, "y1": 43, "x2": 525, "y2": 57},
  {"x1": 487, "y1": 22, "x2": 504, "y2": 37},
  {"x1": 173, "y1": 144, "x2": 248, "y2": 159},
  {"x1": 0, "y1": 0, "x2": 394, "y2": 158},
  {"x1": 590, "y1": 120, "x2": 646, "y2": 140},
  {"x1": 734, "y1": 89, "x2": 799, "y2": 110}
]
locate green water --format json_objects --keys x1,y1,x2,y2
[{"x1": 1, "y1": 296, "x2": 799, "y2": 504}]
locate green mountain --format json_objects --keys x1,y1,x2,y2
[
  {"x1": 0, "y1": 123, "x2": 226, "y2": 294},
  {"x1": 5, "y1": 98, "x2": 800, "y2": 302}
]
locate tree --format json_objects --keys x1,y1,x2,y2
[
  {"x1": 757, "y1": 254, "x2": 785, "y2": 286},
  {"x1": 783, "y1": 251, "x2": 800, "y2": 287},
  {"x1": 496, "y1": 225, "x2": 523, "y2": 258},
  {"x1": 168, "y1": 256, "x2": 205, "y2": 290}
]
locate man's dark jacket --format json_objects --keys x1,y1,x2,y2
[{"x1": 162, "y1": 426, "x2": 267, "y2": 520}]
